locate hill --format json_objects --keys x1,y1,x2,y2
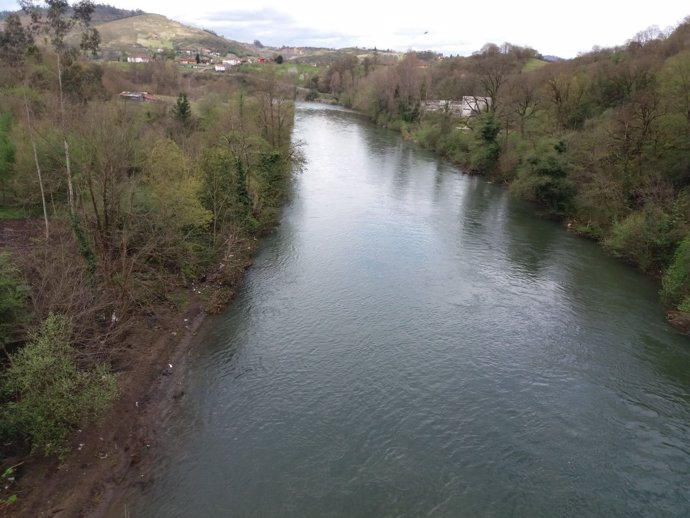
[
  {"x1": 90, "y1": 4, "x2": 145, "y2": 23},
  {"x1": 91, "y1": 13, "x2": 253, "y2": 57}
]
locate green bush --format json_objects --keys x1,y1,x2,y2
[
  {"x1": 604, "y1": 205, "x2": 685, "y2": 272},
  {"x1": 661, "y1": 235, "x2": 690, "y2": 310},
  {"x1": 0, "y1": 252, "x2": 25, "y2": 347},
  {"x1": 1, "y1": 314, "x2": 118, "y2": 457},
  {"x1": 469, "y1": 113, "x2": 501, "y2": 172},
  {"x1": 510, "y1": 140, "x2": 575, "y2": 217}
]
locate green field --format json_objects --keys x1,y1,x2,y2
[{"x1": 523, "y1": 58, "x2": 550, "y2": 72}]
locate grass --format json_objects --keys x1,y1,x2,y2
[
  {"x1": 523, "y1": 58, "x2": 550, "y2": 72},
  {"x1": 0, "y1": 206, "x2": 28, "y2": 220}
]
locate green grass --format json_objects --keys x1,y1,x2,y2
[
  {"x1": 0, "y1": 206, "x2": 27, "y2": 220},
  {"x1": 523, "y1": 58, "x2": 550, "y2": 72}
]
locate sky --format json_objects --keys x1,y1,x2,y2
[{"x1": 1, "y1": 1, "x2": 689, "y2": 58}]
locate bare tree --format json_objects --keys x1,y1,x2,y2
[{"x1": 19, "y1": 0, "x2": 100, "y2": 216}]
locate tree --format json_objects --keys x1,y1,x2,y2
[
  {"x1": 546, "y1": 72, "x2": 590, "y2": 130},
  {"x1": 200, "y1": 147, "x2": 236, "y2": 239},
  {"x1": 660, "y1": 50, "x2": 690, "y2": 135},
  {"x1": 171, "y1": 92, "x2": 192, "y2": 126},
  {"x1": 0, "y1": 12, "x2": 32, "y2": 67},
  {"x1": 507, "y1": 74, "x2": 541, "y2": 137},
  {"x1": 0, "y1": 12, "x2": 49, "y2": 238},
  {"x1": 274, "y1": 54, "x2": 284, "y2": 65},
  {"x1": 472, "y1": 51, "x2": 513, "y2": 113},
  {"x1": 19, "y1": 0, "x2": 101, "y2": 216}
]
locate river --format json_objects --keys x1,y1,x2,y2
[{"x1": 125, "y1": 103, "x2": 690, "y2": 517}]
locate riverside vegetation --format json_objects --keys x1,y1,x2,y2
[
  {"x1": 312, "y1": 22, "x2": 690, "y2": 326},
  {"x1": 0, "y1": 0, "x2": 299, "y2": 503}
]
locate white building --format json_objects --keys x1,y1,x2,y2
[
  {"x1": 127, "y1": 55, "x2": 151, "y2": 63},
  {"x1": 422, "y1": 97, "x2": 492, "y2": 117}
]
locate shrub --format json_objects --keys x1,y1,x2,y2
[
  {"x1": 1, "y1": 314, "x2": 118, "y2": 457},
  {"x1": 661, "y1": 235, "x2": 690, "y2": 310},
  {"x1": 604, "y1": 205, "x2": 685, "y2": 272},
  {"x1": 0, "y1": 252, "x2": 25, "y2": 347},
  {"x1": 510, "y1": 140, "x2": 575, "y2": 217}
]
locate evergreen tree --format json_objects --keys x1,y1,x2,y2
[{"x1": 172, "y1": 92, "x2": 192, "y2": 125}]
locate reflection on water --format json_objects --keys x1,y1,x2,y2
[{"x1": 125, "y1": 102, "x2": 690, "y2": 518}]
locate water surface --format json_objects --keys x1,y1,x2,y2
[{"x1": 129, "y1": 103, "x2": 690, "y2": 517}]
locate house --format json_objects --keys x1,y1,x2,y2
[
  {"x1": 127, "y1": 55, "x2": 151, "y2": 63},
  {"x1": 214, "y1": 65, "x2": 226, "y2": 72},
  {"x1": 222, "y1": 53, "x2": 241, "y2": 66},
  {"x1": 421, "y1": 97, "x2": 491, "y2": 117},
  {"x1": 119, "y1": 91, "x2": 156, "y2": 102}
]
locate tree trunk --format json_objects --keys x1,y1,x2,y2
[
  {"x1": 24, "y1": 91, "x2": 49, "y2": 240},
  {"x1": 57, "y1": 53, "x2": 75, "y2": 214}
]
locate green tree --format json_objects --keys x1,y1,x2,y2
[
  {"x1": 274, "y1": 54, "x2": 284, "y2": 65},
  {"x1": 171, "y1": 92, "x2": 192, "y2": 126},
  {"x1": 199, "y1": 147, "x2": 237, "y2": 239}
]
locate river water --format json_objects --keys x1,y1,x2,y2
[{"x1": 127, "y1": 103, "x2": 690, "y2": 517}]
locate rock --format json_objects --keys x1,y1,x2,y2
[{"x1": 667, "y1": 311, "x2": 690, "y2": 334}]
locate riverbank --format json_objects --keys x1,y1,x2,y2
[{"x1": 0, "y1": 225, "x2": 258, "y2": 518}]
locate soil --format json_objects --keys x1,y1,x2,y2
[
  {"x1": 0, "y1": 219, "x2": 255, "y2": 518},
  {"x1": 1, "y1": 298, "x2": 204, "y2": 517}
]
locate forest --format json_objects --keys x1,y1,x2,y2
[
  {"x1": 0, "y1": 0, "x2": 299, "y2": 481},
  {"x1": 315, "y1": 22, "x2": 690, "y2": 326}
]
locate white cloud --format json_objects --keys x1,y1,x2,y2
[{"x1": 1, "y1": 0, "x2": 688, "y2": 57}]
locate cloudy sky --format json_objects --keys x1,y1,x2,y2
[{"x1": 1, "y1": 0, "x2": 688, "y2": 57}]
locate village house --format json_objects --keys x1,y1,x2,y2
[
  {"x1": 127, "y1": 54, "x2": 151, "y2": 63},
  {"x1": 421, "y1": 96, "x2": 492, "y2": 117},
  {"x1": 119, "y1": 91, "x2": 156, "y2": 102},
  {"x1": 222, "y1": 53, "x2": 241, "y2": 66}
]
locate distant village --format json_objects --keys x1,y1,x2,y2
[{"x1": 121, "y1": 48, "x2": 293, "y2": 72}]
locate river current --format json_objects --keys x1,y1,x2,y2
[{"x1": 127, "y1": 103, "x2": 690, "y2": 517}]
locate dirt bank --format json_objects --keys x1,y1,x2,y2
[
  {"x1": 0, "y1": 220, "x2": 257, "y2": 518},
  {"x1": 1, "y1": 299, "x2": 205, "y2": 518}
]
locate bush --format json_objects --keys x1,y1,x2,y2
[
  {"x1": 661, "y1": 235, "x2": 690, "y2": 310},
  {"x1": 469, "y1": 113, "x2": 501, "y2": 172},
  {"x1": 1, "y1": 314, "x2": 118, "y2": 457},
  {"x1": 0, "y1": 252, "x2": 25, "y2": 347},
  {"x1": 604, "y1": 204, "x2": 685, "y2": 272},
  {"x1": 510, "y1": 140, "x2": 575, "y2": 217}
]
